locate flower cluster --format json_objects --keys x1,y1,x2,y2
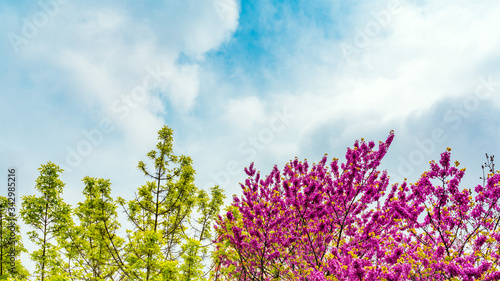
[{"x1": 213, "y1": 132, "x2": 500, "y2": 280}]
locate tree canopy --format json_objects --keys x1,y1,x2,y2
[{"x1": 4, "y1": 128, "x2": 500, "y2": 280}]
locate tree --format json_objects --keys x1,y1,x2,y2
[
  {"x1": 20, "y1": 162, "x2": 72, "y2": 281},
  {"x1": 214, "y1": 132, "x2": 398, "y2": 280},
  {"x1": 389, "y1": 150, "x2": 500, "y2": 280},
  {"x1": 214, "y1": 133, "x2": 500, "y2": 281},
  {"x1": 0, "y1": 196, "x2": 29, "y2": 280},
  {"x1": 101, "y1": 125, "x2": 225, "y2": 280},
  {"x1": 59, "y1": 177, "x2": 124, "y2": 280}
]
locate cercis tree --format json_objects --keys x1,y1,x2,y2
[
  {"x1": 389, "y1": 150, "x2": 500, "y2": 280},
  {"x1": 214, "y1": 131, "x2": 400, "y2": 280},
  {"x1": 214, "y1": 132, "x2": 500, "y2": 281}
]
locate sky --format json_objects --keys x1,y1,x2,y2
[{"x1": 1, "y1": 0, "x2": 500, "y2": 275}]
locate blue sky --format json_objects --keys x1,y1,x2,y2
[{"x1": 1, "y1": 0, "x2": 500, "y2": 274}]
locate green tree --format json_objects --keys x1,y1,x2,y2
[
  {"x1": 60, "y1": 177, "x2": 124, "y2": 280},
  {"x1": 104, "y1": 125, "x2": 225, "y2": 280},
  {"x1": 20, "y1": 162, "x2": 72, "y2": 281},
  {"x1": 0, "y1": 196, "x2": 29, "y2": 280}
]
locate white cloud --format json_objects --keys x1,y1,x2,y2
[
  {"x1": 165, "y1": 64, "x2": 200, "y2": 111},
  {"x1": 0, "y1": 0, "x2": 242, "y2": 208},
  {"x1": 256, "y1": 0, "x2": 500, "y2": 138},
  {"x1": 185, "y1": 1, "x2": 500, "y2": 197},
  {"x1": 2, "y1": 1, "x2": 500, "y2": 274},
  {"x1": 224, "y1": 96, "x2": 267, "y2": 131}
]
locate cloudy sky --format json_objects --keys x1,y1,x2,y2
[{"x1": 1, "y1": 0, "x2": 500, "y2": 272}]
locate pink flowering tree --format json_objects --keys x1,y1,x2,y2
[
  {"x1": 389, "y1": 151, "x2": 500, "y2": 280},
  {"x1": 213, "y1": 132, "x2": 500, "y2": 281},
  {"x1": 213, "y1": 131, "x2": 407, "y2": 280}
]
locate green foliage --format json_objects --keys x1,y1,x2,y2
[
  {"x1": 20, "y1": 162, "x2": 71, "y2": 281},
  {"x1": 179, "y1": 238, "x2": 204, "y2": 281},
  {"x1": 59, "y1": 177, "x2": 124, "y2": 280},
  {"x1": 111, "y1": 125, "x2": 226, "y2": 280},
  {"x1": 0, "y1": 197, "x2": 29, "y2": 280},
  {"x1": 14, "y1": 126, "x2": 226, "y2": 280}
]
